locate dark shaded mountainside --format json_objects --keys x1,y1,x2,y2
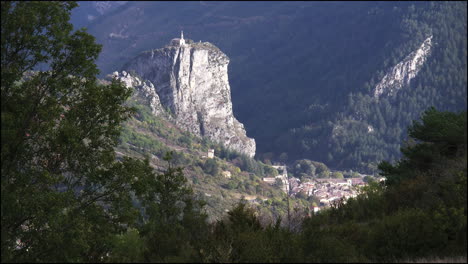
[{"x1": 74, "y1": 1, "x2": 467, "y2": 172}]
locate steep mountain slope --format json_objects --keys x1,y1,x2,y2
[
  {"x1": 280, "y1": 2, "x2": 467, "y2": 172},
  {"x1": 109, "y1": 74, "x2": 307, "y2": 221},
  {"x1": 73, "y1": 1, "x2": 467, "y2": 172},
  {"x1": 121, "y1": 39, "x2": 255, "y2": 157},
  {"x1": 373, "y1": 36, "x2": 433, "y2": 99}
]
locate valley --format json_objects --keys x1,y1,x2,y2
[
  {"x1": 2, "y1": 1, "x2": 465, "y2": 262},
  {"x1": 72, "y1": 1, "x2": 466, "y2": 173}
]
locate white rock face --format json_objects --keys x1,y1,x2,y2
[
  {"x1": 122, "y1": 41, "x2": 256, "y2": 157},
  {"x1": 111, "y1": 71, "x2": 164, "y2": 116},
  {"x1": 374, "y1": 36, "x2": 432, "y2": 98}
]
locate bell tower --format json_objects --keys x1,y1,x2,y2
[{"x1": 180, "y1": 30, "x2": 185, "y2": 46}]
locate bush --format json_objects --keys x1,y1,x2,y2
[
  {"x1": 318, "y1": 171, "x2": 330, "y2": 178},
  {"x1": 292, "y1": 159, "x2": 316, "y2": 178},
  {"x1": 367, "y1": 209, "x2": 448, "y2": 261},
  {"x1": 331, "y1": 171, "x2": 344, "y2": 179},
  {"x1": 203, "y1": 158, "x2": 219, "y2": 176},
  {"x1": 177, "y1": 134, "x2": 192, "y2": 147}
]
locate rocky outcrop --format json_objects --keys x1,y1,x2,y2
[
  {"x1": 121, "y1": 39, "x2": 256, "y2": 157},
  {"x1": 111, "y1": 71, "x2": 165, "y2": 116},
  {"x1": 374, "y1": 36, "x2": 432, "y2": 98}
]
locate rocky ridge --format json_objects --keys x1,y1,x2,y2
[
  {"x1": 115, "y1": 38, "x2": 256, "y2": 157},
  {"x1": 374, "y1": 36, "x2": 433, "y2": 99},
  {"x1": 111, "y1": 71, "x2": 165, "y2": 116}
]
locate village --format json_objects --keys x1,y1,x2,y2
[
  {"x1": 262, "y1": 165, "x2": 383, "y2": 213},
  {"x1": 197, "y1": 148, "x2": 383, "y2": 214}
]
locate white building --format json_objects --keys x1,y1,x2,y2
[
  {"x1": 180, "y1": 30, "x2": 185, "y2": 46},
  {"x1": 207, "y1": 149, "x2": 214, "y2": 158},
  {"x1": 263, "y1": 177, "x2": 276, "y2": 184},
  {"x1": 170, "y1": 31, "x2": 186, "y2": 46}
]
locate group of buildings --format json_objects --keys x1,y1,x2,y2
[
  {"x1": 291, "y1": 177, "x2": 366, "y2": 206},
  {"x1": 262, "y1": 165, "x2": 290, "y2": 193},
  {"x1": 263, "y1": 165, "x2": 379, "y2": 212}
]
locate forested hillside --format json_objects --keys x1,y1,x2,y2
[
  {"x1": 73, "y1": 1, "x2": 467, "y2": 172},
  {"x1": 2, "y1": 2, "x2": 466, "y2": 262},
  {"x1": 114, "y1": 86, "x2": 310, "y2": 221},
  {"x1": 278, "y1": 2, "x2": 467, "y2": 172}
]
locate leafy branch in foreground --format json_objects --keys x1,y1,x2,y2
[{"x1": 1, "y1": 1, "x2": 154, "y2": 262}]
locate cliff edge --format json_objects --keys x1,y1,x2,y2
[{"x1": 118, "y1": 35, "x2": 256, "y2": 157}]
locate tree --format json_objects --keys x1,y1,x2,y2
[
  {"x1": 292, "y1": 159, "x2": 316, "y2": 177},
  {"x1": 108, "y1": 228, "x2": 146, "y2": 263},
  {"x1": 363, "y1": 175, "x2": 375, "y2": 183},
  {"x1": 264, "y1": 165, "x2": 279, "y2": 176},
  {"x1": 311, "y1": 161, "x2": 329, "y2": 175},
  {"x1": 301, "y1": 108, "x2": 467, "y2": 262},
  {"x1": 203, "y1": 201, "x2": 264, "y2": 262},
  {"x1": 374, "y1": 107, "x2": 467, "y2": 258},
  {"x1": 203, "y1": 158, "x2": 219, "y2": 176},
  {"x1": 379, "y1": 107, "x2": 467, "y2": 187},
  {"x1": 274, "y1": 178, "x2": 283, "y2": 188},
  {"x1": 318, "y1": 171, "x2": 330, "y2": 178},
  {"x1": 138, "y1": 152, "x2": 209, "y2": 262},
  {"x1": 408, "y1": 107, "x2": 466, "y2": 155},
  {"x1": 331, "y1": 171, "x2": 344, "y2": 179},
  {"x1": 1, "y1": 2, "x2": 154, "y2": 262}
]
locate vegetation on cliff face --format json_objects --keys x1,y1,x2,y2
[
  {"x1": 117, "y1": 92, "x2": 309, "y2": 222},
  {"x1": 120, "y1": 38, "x2": 257, "y2": 157}
]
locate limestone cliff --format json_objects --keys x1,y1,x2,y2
[
  {"x1": 120, "y1": 39, "x2": 256, "y2": 157},
  {"x1": 111, "y1": 71, "x2": 165, "y2": 116},
  {"x1": 374, "y1": 36, "x2": 432, "y2": 99}
]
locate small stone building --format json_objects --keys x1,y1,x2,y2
[{"x1": 207, "y1": 149, "x2": 215, "y2": 159}]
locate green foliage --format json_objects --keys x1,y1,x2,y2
[
  {"x1": 331, "y1": 171, "x2": 344, "y2": 179},
  {"x1": 264, "y1": 165, "x2": 279, "y2": 177},
  {"x1": 261, "y1": 2, "x2": 467, "y2": 173},
  {"x1": 363, "y1": 175, "x2": 375, "y2": 183},
  {"x1": 368, "y1": 208, "x2": 450, "y2": 260},
  {"x1": 311, "y1": 161, "x2": 329, "y2": 175},
  {"x1": 1, "y1": 2, "x2": 156, "y2": 262},
  {"x1": 117, "y1": 99, "x2": 290, "y2": 221},
  {"x1": 203, "y1": 158, "x2": 219, "y2": 176},
  {"x1": 200, "y1": 202, "x2": 302, "y2": 263},
  {"x1": 408, "y1": 107, "x2": 467, "y2": 153},
  {"x1": 274, "y1": 178, "x2": 283, "y2": 188},
  {"x1": 7, "y1": 2, "x2": 463, "y2": 261},
  {"x1": 177, "y1": 134, "x2": 193, "y2": 148},
  {"x1": 299, "y1": 108, "x2": 467, "y2": 262},
  {"x1": 292, "y1": 159, "x2": 316, "y2": 178},
  {"x1": 380, "y1": 107, "x2": 467, "y2": 186},
  {"x1": 136, "y1": 153, "x2": 209, "y2": 263},
  {"x1": 109, "y1": 228, "x2": 145, "y2": 263},
  {"x1": 317, "y1": 170, "x2": 330, "y2": 179}
]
